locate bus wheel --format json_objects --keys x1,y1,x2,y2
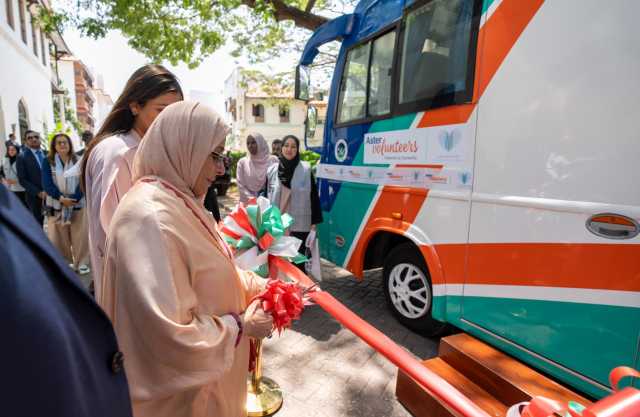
[{"x1": 383, "y1": 243, "x2": 446, "y2": 336}]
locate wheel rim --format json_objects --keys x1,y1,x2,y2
[{"x1": 388, "y1": 263, "x2": 431, "y2": 319}]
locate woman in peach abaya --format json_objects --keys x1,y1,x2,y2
[{"x1": 99, "y1": 101, "x2": 273, "y2": 417}]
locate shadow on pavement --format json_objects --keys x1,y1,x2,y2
[{"x1": 292, "y1": 261, "x2": 439, "y2": 360}]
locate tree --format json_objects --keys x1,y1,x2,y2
[{"x1": 39, "y1": 0, "x2": 356, "y2": 69}]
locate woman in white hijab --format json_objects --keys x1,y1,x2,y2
[
  {"x1": 100, "y1": 101, "x2": 273, "y2": 417},
  {"x1": 235, "y1": 132, "x2": 278, "y2": 204}
]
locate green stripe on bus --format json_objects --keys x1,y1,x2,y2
[
  {"x1": 482, "y1": 0, "x2": 498, "y2": 15},
  {"x1": 455, "y1": 296, "x2": 638, "y2": 397},
  {"x1": 320, "y1": 113, "x2": 419, "y2": 266}
]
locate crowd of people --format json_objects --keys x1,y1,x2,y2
[
  {"x1": 2, "y1": 63, "x2": 323, "y2": 417},
  {"x1": 2, "y1": 129, "x2": 93, "y2": 273}
]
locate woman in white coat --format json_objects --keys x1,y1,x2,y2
[{"x1": 266, "y1": 135, "x2": 322, "y2": 267}]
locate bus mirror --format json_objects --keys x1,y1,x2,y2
[
  {"x1": 305, "y1": 106, "x2": 318, "y2": 146},
  {"x1": 295, "y1": 65, "x2": 311, "y2": 101}
]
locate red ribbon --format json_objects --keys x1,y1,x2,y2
[
  {"x1": 269, "y1": 257, "x2": 492, "y2": 417},
  {"x1": 248, "y1": 278, "x2": 310, "y2": 372},
  {"x1": 258, "y1": 232, "x2": 275, "y2": 251},
  {"x1": 252, "y1": 279, "x2": 307, "y2": 334},
  {"x1": 228, "y1": 203, "x2": 257, "y2": 238}
]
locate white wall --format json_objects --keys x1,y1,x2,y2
[
  {"x1": 92, "y1": 90, "x2": 113, "y2": 133},
  {"x1": 58, "y1": 59, "x2": 77, "y2": 119},
  {"x1": 0, "y1": 2, "x2": 54, "y2": 147}
]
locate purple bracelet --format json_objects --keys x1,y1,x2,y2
[{"x1": 229, "y1": 312, "x2": 243, "y2": 347}]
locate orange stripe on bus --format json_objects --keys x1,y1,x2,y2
[
  {"x1": 346, "y1": 187, "x2": 429, "y2": 274},
  {"x1": 432, "y1": 243, "x2": 639, "y2": 292},
  {"x1": 474, "y1": 0, "x2": 545, "y2": 100},
  {"x1": 417, "y1": 104, "x2": 476, "y2": 128}
]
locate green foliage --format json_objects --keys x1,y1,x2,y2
[
  {"x1": 46, "y1": 121, "x2": 73, "y2": 151},
  {"x1": 41, "y1": 0, "x2": 355, "y2": 69},
  {"x1": 52, "y1": 85, "x2": 82, "y2": 136},
  {"x1": 229, "y1": 150, "x2": 247, "y2": 178},
  {"x1": 300, "y1": 150, "x2": 320, "y2": 167}
]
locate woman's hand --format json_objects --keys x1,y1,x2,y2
[
  {"x1": 241, "y1": 299, "x2": 273, "y2": 339},
  {"x1": 60, "y1": 197, "x2": 77, "y2": 207}
]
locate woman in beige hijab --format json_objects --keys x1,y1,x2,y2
[{"x1": 100, "y1": 101, "x2": 273, "y2": 417}]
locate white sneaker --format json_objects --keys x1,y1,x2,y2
[{"x1": 78, "y1": 265, "x2": 91, "y2": 275}]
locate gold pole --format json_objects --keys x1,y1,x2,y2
[{"x1": 246, "y1": 339, "x2": 283, "y2": 416}]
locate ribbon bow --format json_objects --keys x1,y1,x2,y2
[
  {"x1": 220, "y1": 197, "x2": 306, "y2": 277},
  {"x1": 250, "y1": 279, "x2": 317, "y2": 334}
]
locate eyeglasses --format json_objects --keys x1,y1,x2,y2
[
  {"x1": 26, "y1": 135, "x2": 39, "y2": 140},
  {"x1": 210, "y1": 151, "x2": 225, "y2": 164}
]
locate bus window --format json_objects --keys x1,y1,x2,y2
[
  {"x1": 368, "y1": 31, "x2": 396, "y2": 117},
  {"x1": 399, "y1": 0, "x2": 476, "y2": 107},
  {"x1": 337, "y1": 43, "x2": 370, "y2": 124}
]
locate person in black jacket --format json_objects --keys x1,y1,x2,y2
[
  {"x1": 16, "y1": 130, "x2": 45, "y2": 225},
  {"x1": 0, "y1": 184, "x2": 133, "y2": 417}
]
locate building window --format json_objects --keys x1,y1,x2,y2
[
  {"x1": 252, "y1": 104, "x2": 264, "y2": 123},
  {"x1": 6, "y1": 0, "x2": 14, "y2": 29},
  {"x1": 30, "y1": 14, "x2": 38, "y2": 57},
  {"x1": 18, "y1": 0, "x2": 26, "y2": 44},
  {"x1": 39, "y1": 31, "x2": 46, "y2": 66},
  {"x1": 279, "y1": 104, "x2": 290, "y2": 123}
]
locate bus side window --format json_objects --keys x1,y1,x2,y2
[
  {"x1": 399, "y1": 0, "x2": 476, "y2": 107},
  {"x1": 337, "y1": 43, "x2": 370, "y2": 124},
  {"x1": 368, "y1": 31, "x2": 396, "y2": 117}
]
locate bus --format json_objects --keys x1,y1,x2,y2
[{"x1": 294, "y1": 0, "x2": 639, "y2": 400}]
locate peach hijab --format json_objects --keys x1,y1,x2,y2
[{"x1": 133, "y1": 100, "x2": 229, "y2": 199}]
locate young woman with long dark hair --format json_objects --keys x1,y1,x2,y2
[{"x1": 82, "y1": 64, "x2": 182, "y2": 298}]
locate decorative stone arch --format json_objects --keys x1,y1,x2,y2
[{"x1": 18, "y1": 98, "x2": 29, "y2": 142}]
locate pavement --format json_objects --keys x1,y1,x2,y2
[
  {"x1": 261, "y1": 262, "x2": 439, "y2": 417},
  {"x1": 79, "y1": 185, "x2": 441, "y2": 416}
]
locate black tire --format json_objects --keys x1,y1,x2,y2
[{"x1": 383, "y1": 242, "x2": 447, "y2": 336}]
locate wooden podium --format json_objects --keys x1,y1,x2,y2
[{"x1": 396, "y1": 334, "x2": 591, "y2": 417}]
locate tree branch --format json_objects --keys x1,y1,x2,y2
[
  {"x1": 305, "y1": 0, "x2": 317, "y2": 13},
  {"x1": 242, "y1": 0, "x2": 329, "y2": 31}
]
